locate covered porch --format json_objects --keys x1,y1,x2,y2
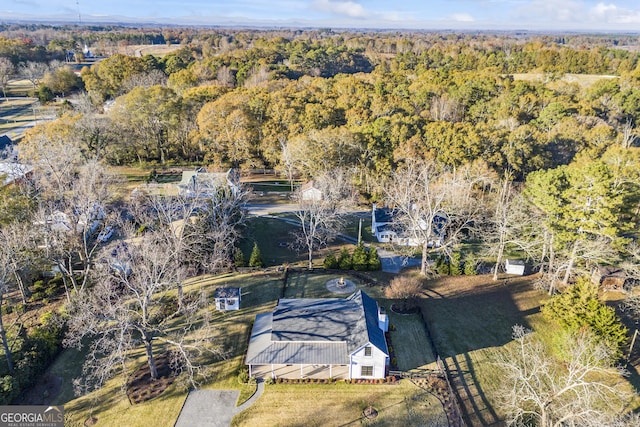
[{"x1": 249, "y1": 363, "x2": 350, "y2": 380}]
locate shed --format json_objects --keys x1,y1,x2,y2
[
  {"x1": 214, "y1": 287, "x2": 241, "y2": 311},
  {"x1": 505, "y1": 259, "x2": 525, "y2": 276}
]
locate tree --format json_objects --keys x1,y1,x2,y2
[
  {"x1": 249, "y1": 242, "x2": 264, "y2": 268},
  {"x1": 292, "y1": 170, "x2": 352, "y2": 269},
  {"x1": 384, "y1": 275, "x2": 424, "y2": 312},
  {"x1": 110, "y1": 85, "x2": 182, "y2": 165},
  {"x1": 384, "y1": 159, "x2": 494, "y2": 275},
  {"x1": 525, "y1": 157, "x2": 633, "y2": 286},
  {"x1": 352, "y1": 242, "x2": 369, "y2": 271},
  {"x1": 65, "y1": 227, "x2": 222, "y2": 394},
  {"x1": 494, "y1": 325, "x2": 632, "y2": 427},
  {"x1": 0, "y1": 57, "x2": 14, "y2": 100},
  {"x1": 542, "y1": 277, "x2": 628, "y2": 358},
  {"x1": 323, "y1": 251, "x2": 339, "y2": 269},
  {"x1": 337, "y1": 246, "x2": 353, "y2": 270},
  {"x1": 19, "y1": 61, "x2": 48, "y2": 91},
  {"x1": 367, "y1": 246, "x2": 381, "y2": 271},
  {"x1": 484, "y1": 175, "x2": 542, "y2": 281}
]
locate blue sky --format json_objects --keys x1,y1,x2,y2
[{"x1": 2, "y1": 0, "x2": 640, "y2": 31}]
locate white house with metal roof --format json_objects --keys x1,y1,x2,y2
[{"x1": 246, "y1": 290, "x2": 389, "y2": 379}]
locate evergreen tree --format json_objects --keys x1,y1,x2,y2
[
  {"x1": 450, "y1": 251, "x2": 462, "y2": 275},
  {"x1": 338, "y1": 246, "x2": 353, "y2": 270},
  {"x1": 352, "y1": 243, "x2": 368, "y2": 271},
  {"x1": 542, "y1": 277, "x2": 628, "y2": 359},
  {"x1": 249, "y1": 242, "x2": 264, "y2": 268},
  {"x1": 463, "y1": 256, "x2": 477, "y2": 275},
  {"x1": 368, "y1": 246, "x2": 382, "y2": 271},
  {"x1": 436, "y1": 254, "x2": 450, "y2": 275},
  {"x1": 323, "y1": 251, "x2": 339, "y2": 269},
  {"x1": 233, "y1": 247, "x2": 245, "y2": 267}
]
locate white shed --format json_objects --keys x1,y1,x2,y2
[{"x1": 505, "y1": 259, "x2": 525, "y2": 276}]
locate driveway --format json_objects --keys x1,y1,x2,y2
[{"x1": 174, "y1": 380, "x2": 265, "y2": 427}]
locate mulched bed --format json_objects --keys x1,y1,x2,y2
[
  {"x1": 126, "y1": 354, "x2": 177, "y2": 404},
  {"x1": 413, "y1": 374, "x2": 463, "y2": 427}
]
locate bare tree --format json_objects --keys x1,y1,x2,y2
[
  {"x1": 65, "y1": 227, "x2": 223, "y2": 395},
  {"x1": 19, "y1": 61, "x2": 49, "y2": 91},
  {"x1": 483, "y1": 176, "x2": 543, "y2": 281},
  {"x1": 384, "y1": 274, "x2": 424, "y2": 311},
  {"x1": 385, "y1": 159, "x2": 494, "y2": 275},
  {"x1": 36, "y1": 160, "x2": 118, "y2": 300},
  {"x1": 0, "y1": 57, "x2": 14, "y2": 100},
  {"x1": 0, "y1": 228, "x2": 16, "y2": 373},
  {"x1": 292, "y1": 170, "x2": 353, "y2": 269},
  {"x1": 494, "y1": 325, "x2": 632, "y2": 427}
]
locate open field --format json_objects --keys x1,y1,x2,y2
[
  {"x1": 117, "y1": 44, "x2": 184, "y2": 57},
  {"x1": 511, "y1": 72, "x2": 618, "y2": 88}
]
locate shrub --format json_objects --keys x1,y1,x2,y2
[
  {"x1": 265, "y1": 376, "x2": 275, "y2": 385},
  {"x1": 237, "y1": 370, "x2": 249, "y2": 384},
  {"x1": 338, "y1": 247, "x2": 353, "y2": 270},
  {"x1": 323, "y1": 252, "x2": 339, "y2": 269}
]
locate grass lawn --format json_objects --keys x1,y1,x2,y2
[
  {"x1": 386, "y1": 310, "x2": 437, "y2": 371},
  {"x1": 62, "y1": 272, "x2": 283, "y2": 426},
  {"x1": 231, "y1": 380, "x2": 447, "y2": 427}
]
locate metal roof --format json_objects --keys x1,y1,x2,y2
[{"x1": 246, "y1": 290, "x2": 388, "y2": 366}]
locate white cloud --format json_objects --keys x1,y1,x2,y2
[
  {"x1": 311, "y1": 0, "x2": 368, "y2": 18},
  {"x1": 448, "y1": 13, "x2": 475, "y2": 22},
  {"x1": 589, "y1": 3, "x2": 640, "y2": 24},
  {"x1": 512, "y1": 0, "x2": 584, "y2": 23}
]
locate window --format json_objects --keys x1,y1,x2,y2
[
  {"x1": 364, "y1": 346, "x2": 372, "y2": 357},
  {"x1": 361, "y1": 366, "x2": 373, "y2": 376}
]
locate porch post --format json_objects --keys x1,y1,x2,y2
[
  {"x1": 271, "y1": 363, "x2": 274, "y2": 378},
  {"x1": 330, "y1": 364, "x2": 332, "y2": 378},
  {"x1": 249, "y1": 364, "x2": 252, "y2": 377},
  {"x1": 300, "y1": 364, "x2": 303, "y2": 378}
]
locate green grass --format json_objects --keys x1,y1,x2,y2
[
  {"x1": 239, "y1": 217, "x2": 304, "y2": 267},
  {"x1": 231, "y1": 380, "x2": 447, "y2": 427},
  {"x1": 387, "y1": 310, "x2": 437, "y2": 371}
]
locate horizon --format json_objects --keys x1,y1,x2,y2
[{"x1": 2, "y1": 1, "x2": 640, "y2": 33}]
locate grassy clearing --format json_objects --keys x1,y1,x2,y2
[
  {"x1": 239, "y1": 217, "x2": 304, "y2": 267},
  {"x1": 232, "y1": 380, "x2": 446, "y2": 427},
  {"x1": 511, "y1": 72, "x2": 618, "y2": 88}
]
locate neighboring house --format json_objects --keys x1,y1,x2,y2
[
  {"x1": 504, "y1": 259, "x2": 526, "y2": 276},
  {"x1": 246, "y1": 290, "x2": 389, "y2": 379},
  {"x1": 371, "y1": 203, "x2": 446, "y2": 247},
  {"x1": 0, "y1": 135, "x2": 15, "y2": 159},
  {"x1": 0, "y1": 162, "x2": 33, "y2": 187},
  {"x1": 300, "y1": 180, "x2": 322, "y2": 201},
  {"x1": 177, "y1": 167, "x2": 240, "y2": 198},
  {"x1": 214, "y1": 287, "x2": 241, "y2": 311},
  {"x1": 592, "y1": 266, "x2": 632, "y2": 292}
]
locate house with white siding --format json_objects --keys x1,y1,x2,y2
[{"x1": 246, "y1": 290, "x2": 389, "y2": 379}]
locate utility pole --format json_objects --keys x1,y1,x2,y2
[{"x1": 357, "y1": 218, "x2": 362, "y2": 245}]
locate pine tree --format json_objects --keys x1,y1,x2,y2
[
  {"x1": 368, "y1": 246, "x2": 382, "y2": 271},
  {"x1": 450, "y1": 251, "x2": 462, "y2": 275},
  {"x1": 249, "y1": 242, "x2": 264, "y2": 268},
  {"x1": 233, "y1": 247, "x2": 245, "y2": 267},
  {"x1": 338, "y1": 247, "x2": 353, "y2": 270},
  {"x1": 463, "y1": 256, "x2": 477, "y2": 275},
  {"x1": 352, "y1": 243, "x2": 368, "y2": 271},
  {"x1": 323, "y1": 252, "x2": 339, "y2": 269},
  {"x1": 436, "y1": 254, "x2": 450, "y2": 275},
  {"x1": 542, "y1": 277, "x2": 628, "y2": 359}
]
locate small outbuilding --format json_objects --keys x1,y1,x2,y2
[
  {"x1": 214, "y1": 287, "x2": 241, "y2": 311},
  {"x1": 505, "y1": 259, "x2": 526, "y2": 276}
]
